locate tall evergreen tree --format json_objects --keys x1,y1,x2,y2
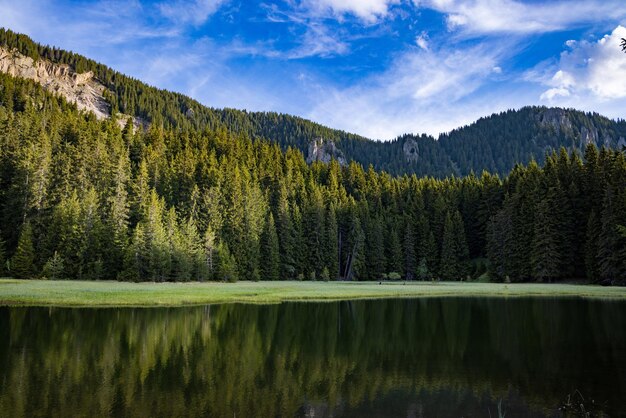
[
  {"x1": 531, "y1": 198, "x2": 561, "y2": 282},
  {"x1": 0, "y1": 230, "x2": 6, "y2": 274},
  {"x1": 11, "y1": 223, "x2": 36, "y2": 279},
  {"x1": 325, "y1": 205, "x2": 339, "y2": 280},
  {"x1": 260, "y1": 213, "x2": 280, "y2": 281},
  {"x1": 403, "y1": 217, "x2": 417, "y2": 280}
]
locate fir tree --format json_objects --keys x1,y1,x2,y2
[
  {"x1": 42, "y1": 251, "x2": 65, "y2": 280},
  {"x1": 0, "y1": 230, "x2": 6, "y2": 274},
  {"x1": 325, "y1": 205, "x2": 339, "y2": 280},
  {"x1": 260, "y1": 213, "x2": 280, "y2": 281},
  {"x1": 531, "y1": 198, "x2": 561, "y2": 282},
  {"x1": 12, "y1": 223, "x2": 36, "y2": 279}
]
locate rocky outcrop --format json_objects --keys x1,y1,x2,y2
[
  {"x1": 306, "y1": 138, "x2": 347, "y2": 165},
  {"x1": 535, "y1": 107, "x2": 623, "y2": 149},
  {"x1": 0, "y1": 47, "x2": 111, "y2": 119},
  {"x1": 403, "y1": 137, "x2": 419, "y2": 162},
  {"x1": 537, "y1": 108, "x2": 573, "y2": 135}
]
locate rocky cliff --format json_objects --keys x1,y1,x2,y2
[
  {"x1": 536, "y1": 107, "x2": 626, "y2": 149},
  {"x1": 0, "y1": 46, "x2": 111, "y2": 119},
  {"x1": 306, "y1": 138, "x2": 347, "y2": 165}
]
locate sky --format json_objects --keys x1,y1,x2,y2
[{"x1": 1, "y1": 0, "x2": 626, "y2": 140}]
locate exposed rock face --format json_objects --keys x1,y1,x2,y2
[
  {"x1": 536, "y1": 107, "x2": 622, "y2": 149},
  {"x1": 0, "y1": 47, "x2": 111, "y2": 119},
  {"x1": 306, "y1": 138, "x2": 347, "y2": 165},
  {"x1": 537, "y1": 108, "x2": 573, "y2": 134},
  {"x1": 403, "y1": 137, "x2": 419, "y2": 162}
]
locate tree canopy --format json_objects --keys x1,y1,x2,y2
[{"x1": 0, "y1": 71, "x2": 625, "y2": 284}]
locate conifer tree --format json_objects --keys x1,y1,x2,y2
[
  {"x1": 597, "y1": 187, "x2": 626, "y2": 281},
  {"x1": 325, "y1": 205, "x2": 339, "y2": 280},
  {"x1": 122, "y1": 223, "x2": 149, "y2": 281},
  {"x1": 216, "y1": 242, "x2": 238, "y2": 282},
  {"x1": 260, "y1": 213, "x2": 280, "y2": 281},
  {"x1": 276, "y1": 184, "x2": 296, "y2": 279},
  {"x1": 0, "y1": 230, "x2": 6, "y2": 274},
  {"x1": 42, "y1": 251, "x2": 65, "y2": 280},
  {"x1": 452, "y1": 210, "x2": 470, "y2": 279},
  {"x1": 531, "y1": 198, "x2": 561, "y2": 282},
  {"x1": 585, "y1": 210, "x2": 601, "y2": 281},
  {"x1": 366, "y1": 216, "x2": 385, "y2": 280},
  {"x1": 403, "y1": 217, "x2": 417, "y2": 280},
  {"x1": 386, "y1": 227, "x2": 403, "y2": 276},
  {"x1": 440, "y1": 212, "x2": 458, "y2": 281},
  {"x1": 12, "y1": 223, "x2": 36, "y2": 279}
]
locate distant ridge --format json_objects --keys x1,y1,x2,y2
[{"x1": 1, "y1": 27, "x2": 625, "y2": 177}]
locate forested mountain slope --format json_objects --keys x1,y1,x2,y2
[
  {"x1": 1, "y1": 28, "x2": 625, "y2": 177},
  {"x1": 1, "y1": 71, "x2": 625, "y2": 284}
]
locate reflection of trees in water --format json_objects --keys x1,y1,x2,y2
[{"x1": 0, "y1": 298, "x2": 624, "y2": 417}]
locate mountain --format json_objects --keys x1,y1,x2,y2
[
  {"x1": 1, "y1": 28, "x2": 625, "y2": 178},
  {"x1": 1, "y1": 29, "x2": 625, "y2": 284}
]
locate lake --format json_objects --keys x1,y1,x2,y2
[{"x1": 0, "y1": 298, "x2": 624, "y2": 417}]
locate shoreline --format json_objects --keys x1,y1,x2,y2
[{"x1": 1, "y1": 279, "x2": 625, "y2": 307}]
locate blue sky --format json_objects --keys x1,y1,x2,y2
[{"x1": 1, "y1": 0, "x2": 626, "y2": 139}]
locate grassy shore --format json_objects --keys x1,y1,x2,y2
[{"x1": 0, "y1": 278, "x2": 625, "y2": 307}]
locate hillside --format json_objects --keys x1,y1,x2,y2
[
  {"x1": 1, "y1": 28, "x2": 625, "y2": 177},
  {"x1": 0, "y1": 68, "x2": 625, "y2": 284}
]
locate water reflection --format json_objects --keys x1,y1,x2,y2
[{"x1": 0, "y1": 298, "x2": 624, "y2": 417}]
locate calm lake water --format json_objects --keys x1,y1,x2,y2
[{"x1": 0, "y1": 298, "x2": 624, "y2": 417}]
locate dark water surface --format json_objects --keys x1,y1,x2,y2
[{"x1": 0, "y1": 298, "x2": 624, "y2": 417}]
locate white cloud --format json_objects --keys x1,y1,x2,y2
[
  {"x1": 287, "y1": 23, "x2": 350, "y2": 58},
  {"x1": 539, "y1": 26, "x2": 626, "y2": 101},
  {"x1": 159, "y1": 0, "x2": 228, "y2": 25},
  {"x1": 305, "y1": 0, "x2": 400, "y2": 23},
  {"x1": 540, "y1": 87, "x2": 570, "y2": 101},
  {"x1": 420, "y1": 0, "x2": 626, "y2": 35},
  {"x1": 306, "y1": 41, "x2": 516, "y2": 138},
  {"x1": 415, "y1": 32, "x2": 429, "y2": 50}
]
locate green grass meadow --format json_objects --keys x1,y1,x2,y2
[{"x1": 1, "y1": 278, "x2": 625, "y2": 307}]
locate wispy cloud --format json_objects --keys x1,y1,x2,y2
[
  {"x1": 302, "y1": 0, "x2": 401, "y2": 23},
  {"x1": 158, "y1": 0, "x2": 229, "y2": 26},
  {"x1": 286, "y1": 22, "x2": 350, "y2": 58},
  {"x1": 306, "y1": 39, "x2": 518, "y2": 138},
  {"x1": 419, "y1": 0, "x2": 626, "y2": 35},
  {"x1": 1, "y1": 0, "x2": 625, "y2": 141},
  {"x1": 415, "y1": 32, "x2": 429, "y2": 50}
]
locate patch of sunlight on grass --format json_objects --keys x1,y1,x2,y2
[{"x1": 0, "y1": 279, "x2": 624, "y2": 307}]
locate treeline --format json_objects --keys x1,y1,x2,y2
[
  {"x1": 0, "y1": 72, "x2": 625, "y2": 283},
  {"x1": 3, "y1": 28, "x2": 625, "y2": 179}
]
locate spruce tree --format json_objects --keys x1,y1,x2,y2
[
  {"x1": 260, "y1": 213, "x2": 280, "y2": 281},
  {"x1": 42, "y1": 251, "x2": 65, "y2": 280},
  {"x1": 12, "y1": 223, "x2": 36, "y2": 279},
  {"x1": 277, "y1": 184, "x2": 296, "y2": 279},
  {"x1": 597, "y1": 187, "x2": 626, "y2": 281},
  {"x1": 0, "y1": 230, "x2": 6, "y2": 275},
  {"x1": 403, "y1": 217, "x2": 417, "y2": 280},
  {"x1": 531, "y1": 198, "x2": 561, "y2": 282},
  {"x1": 366, "y1": 217, "x2": 386, "y2": 280},
  {"x1": 439, "y1": 212, "x2": 457, "y2": 280},
  {"x1": 216, "y1": 242, "x2": 238, "y2": 283},
  {"x1": 452, "y1": 210, "x2": 470, "y2": 280},
  {"x1": 325, "y1": 205, "x2": 339, "y2": 280},
  {"x1": 585, "y1": 210, "x2": 601, "y2": 281},
  {"x1": 386, "y1": 227, "x2": 403, "y2": 276}
]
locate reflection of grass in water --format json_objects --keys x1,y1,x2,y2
[
  {"x1": 487, "y1": 399, "x2": 506, "y2": 418},
  {"x1": 1, "y1": 279, "x2": 626, "y2": 307},
  {"x1": 559, "y1": 390, "x2": 609, "y2": 417}
]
